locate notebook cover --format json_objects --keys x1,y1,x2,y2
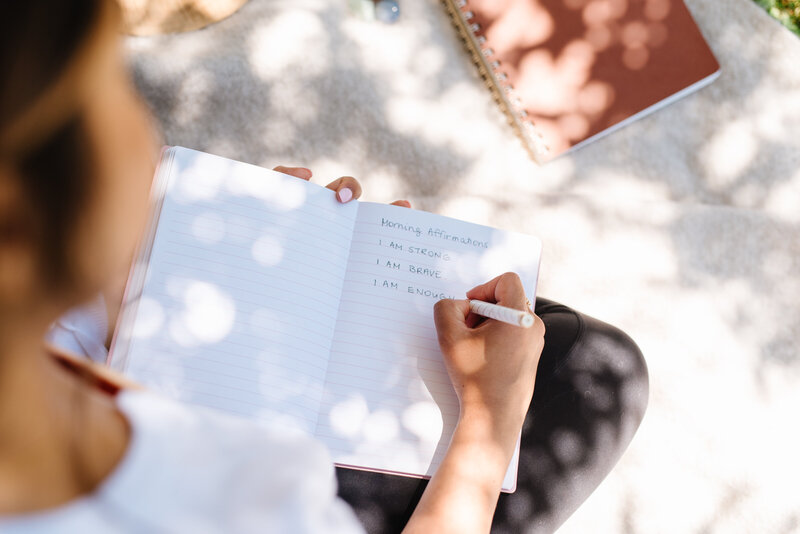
[{"x1": 443, "y1": 0, "x2": 720, "y2": 162}]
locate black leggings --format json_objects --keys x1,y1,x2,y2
[{"x1": 336, "y1": 298, "x2": 649, "y2": 533}]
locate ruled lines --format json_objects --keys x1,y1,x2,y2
[
  {"x1": 123, "y1": 148, "x2": 359, "y2": 434},
  {"x1": 314, "y1": 202, "x2": 507, "y2": 474}
]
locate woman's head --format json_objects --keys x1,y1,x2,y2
[{"x1": 0, "y1": 0, "x2": 158, "y2": 323}]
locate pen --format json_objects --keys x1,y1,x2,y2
[{"x1": 468, "y1": 299, "x2": 535, "y2": 328}]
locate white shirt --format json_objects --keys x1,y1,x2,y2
[
  {"x1": 27, "y1": 297, "x2": 366, "y2": 533},
  {"x1": 0, "y1": 389, "x2": 365, "y2": 533},
  {"x1": 45, "y1": 293, "x2": 110, "y2": 364}
]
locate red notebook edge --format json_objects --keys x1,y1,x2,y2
[{"x1": 442, "y1": 0, "x2": 721, "y2": 164}]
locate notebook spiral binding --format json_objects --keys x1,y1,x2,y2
[{"x1": 441, "y1": 0, "x2": 550, "y2": 163}]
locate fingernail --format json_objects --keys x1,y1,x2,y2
[{"x1": 338, "y1": 187, "x2": 353, "y2": 203}]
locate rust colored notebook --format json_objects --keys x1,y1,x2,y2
[{"x1": 442, "y1": 0, "x2": 720, "y2": 163}]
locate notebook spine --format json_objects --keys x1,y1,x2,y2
[
  {"x1": 441, "y1": 0, "x2": 550, "y2": 163},
  {"x1": 108, "y1": 146, "x2": 176, "y2": 371}
]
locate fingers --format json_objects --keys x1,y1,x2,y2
[
  {"x1": 273, "y1": 168, "x2": 361, "y2": 204},
  {"x1": 433, "y1": 299, "x2": 471, "y2": 350},
  {"x1": 325, "y1": 176, "x2": 362, "y2": 203},
  {"x1": 465, "y1": 272, "x2": 528, "y2": 309},
  {"x1": 271, "y1": 168, "x2": 413, "y2": 213},
  {"x1": 532, "y1": 313, "x2": 546, "y2": 338},
  {"x1": 465, "y1": 274, "x2": 504, "y2": 303},
  {"x1": 272, "y1": 170, "x2": 408, "y2": 209},
  {"x1": 464, "y1": 311, "x2": 485, "y2": 329},
  {"x1": 273, "y1": 166, "x2": 312, "y2": 181}
]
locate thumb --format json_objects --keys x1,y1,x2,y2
[{"x1": 433, "y1": 299, "x2": 471, "y2": 351}]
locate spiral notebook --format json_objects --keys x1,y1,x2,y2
[
  {"x1": 109, "y1": 147, "x2": 543, "y2": 492},
  {"x1": 442, "y1": 0, "x2": 721, "y2": 162}
]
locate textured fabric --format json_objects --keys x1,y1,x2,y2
[
  {"x1": 335, "y1": 298, "x2": 649, "y2": 533},
  {"x1": 0, "y1": 390, "x2": 365, "y2": 534}
]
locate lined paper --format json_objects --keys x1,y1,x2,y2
[
  {"x1": 112, "y1": 148, "x2": 542, "y2": 491},
  {"x1": 317, "y1": 202, "x2": 541, "y2": 488},
  {"x1": 114, "y1": 148, "x2": 358, "y2": 435}
]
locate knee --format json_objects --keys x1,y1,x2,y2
[
  {"x1": 535, "y1": 300, "x2": 649, "y2": 442},
  {"x1": 580, "y1": 314, "x2": 649, "y2": 433}
]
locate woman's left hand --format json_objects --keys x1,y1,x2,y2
[{"x1": 274, "y1": 165, "x2": 411, "y2": 208}]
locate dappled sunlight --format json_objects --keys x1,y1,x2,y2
[
  {"x1": 460, "y1": 148, "x2": 576, "y2": 196},
  {"x1": 173, "y1": 69, "x2": 214, "y2": 126},
  {"x1": 401, "y1": 401, "x2": 444, "y2": 442},
  {"x1": 460, "y1": 0, "x2": 703, "y2": 155},
  {"x1": 323, "y1": 362, "x2": 448, "y2": 474},
  {"x1": 362, "y1": 410, "x2": 401, "y2": 443},
  {"x1": 385, "y1": 81, "x2": 507, "y2": 156},
  {"x1": 123, "y1": 0, "x2": 800, "y2": 531},
  {"x1": 484, "y1": 1, "x2": 555, "y2": 52},
  {"x1": 248, "y1": 10, "x2": 329, "y2": 79},
  {"x1": 267, "y1": 82, "x2": 321, "y2": 126},
  {"x1": 550, "y1": 428, "x2": 585, "y2": 465},
  {"x1": 226, "y1": 163, "x2": 309, "y2": 210},
  {"x1": 329, "y1": 393, "x2": 370, "y2": 438},
  {"x1": 436, "y1": 196, "x2": 494, "y2": 226},
  {"x1": 517, "y1": 188, "x2": 800, "y2": 531},
  {"x1": 628, "y1": 278, "x2": 800, "y2": 532},
  {"x1": 251, "y1": 233, "x2": 285, "y2": 266},
  {"x1": 130, "y1": 296, "x2": 166, "y2": 339},
  {"x1": 703, "y1": 119, "x2": 759, "y2": 186},
  {"x1": 254, "y1": 351, "x2": 322, "y2": 403},
  {"x1": 582, "y1": 0, "x2": 629, "y2": 22},
  {"x1": 413, "y1": 44, "x2": 448, "y2": 79},
  {"x1": 515, "y1": 40, "x2": 600, "y2": 116},
  {"x1": 764, "y1": 168, "x2": 800, "y2": 224},
  {"x1": 695, "y1": 77, "x2": 800, "y2": 209},
  {"x1": 478, "y1": 231, "x2": 544, "y2": 284},
  {"x1": 117, "y1": 148, "x2": 354, "y2": 435},
  {"x1": 260, "y1": 117, "x2": 299, "y2": 153},
  {"x1": 168, "y1": 280, "x2": 236, "y2": 346},
  {"x1": 174, "y1": 151, "x2": 231, "y2": 202},
  {"x1": 575, "y1": 167, "x2": 673, "y2": 199},
  {"x1": 128, "y1": 0, "x2": 487, "y2": 201},
  {"x1": 343, "y1": 15, "x2": 420, "y2": 76},
  {"x1": 191, "y1": 210, "x2": 226, "y2": 244}
]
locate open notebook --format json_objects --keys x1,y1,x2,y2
[
  {"x1": 110, "y1": 147, "x2": 542, "y2": 492},
  {"x1": 442, "y1": 0, "x2": 721, "y2": 162}
]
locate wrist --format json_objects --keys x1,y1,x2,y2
[{"x1": 456, "y1": 402, "x2": 524, "y2": 458}]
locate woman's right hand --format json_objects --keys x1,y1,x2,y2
[
  {"x1": 404, "y1": 273, "x2": 544, "y2": 533},
  {"x1": 433, "y1": 272, "x2": 544, "y2": 445}
]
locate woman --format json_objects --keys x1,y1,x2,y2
[{"x1": 0, "y1": 1, "x2": 648, "y2": 532}]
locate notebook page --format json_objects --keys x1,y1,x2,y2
[
  {"x1": 316, "y1": 202, "x2": 541, "y2": 490},
  {"x1": 112, "y1": 148, "x2": 358, "y2": 435}
]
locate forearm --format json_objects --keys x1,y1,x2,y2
[{"x1": 403, "y1": 409, "x2": 521, "y2": 534}]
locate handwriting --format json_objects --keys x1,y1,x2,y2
[{"x1": 379, "y1": 218, "x2": 489, "y2": 249}]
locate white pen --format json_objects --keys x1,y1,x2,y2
[{"x1": 468, "y1": 299, "x2": 535, "y2": 328}]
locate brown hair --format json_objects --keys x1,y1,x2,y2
[{"x1": 0, "y1": 1, "x2": 104, "y2": 291}]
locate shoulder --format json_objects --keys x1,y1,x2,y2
[{"x1": 106, "y1": 390, "x2": 365, "y2": 533}]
